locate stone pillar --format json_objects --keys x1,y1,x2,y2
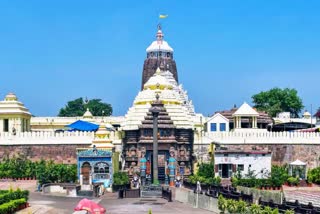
[
  {"x1": 152, "y1": 111, "x2": 159, "y2": 184},
  {"x1": 252, "y1": 117, "x2": 257, "y2": 128},
  {"x1": 255, "y1": 117, "x2": 258, "y2": 128},
  {"x1": 80, "y1": 174, "x2": 83, "y2": 186},
  {"x1": 150, "y1": 94, "x2": 161, "y2": 185},
  {"x1": 168, "y1": 157, "x2": 176, "y2": 186},
  {"x1": 140, "y1": 157, "x2": 147, "y2": 186},
  {"x1": 89, "y1": 174, "x2": 92, "y2": 186}
]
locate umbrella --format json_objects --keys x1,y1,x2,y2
[
  {"x1": 67, "y1": 120, "x2": 99, "y2": 132},
  {"x1": 74, "y1": 198, "x2": 106, "y2": 214}
]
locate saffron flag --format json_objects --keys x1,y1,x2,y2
[{"x1": 159, "y1": 14, "x2": 168, "y2": 19}]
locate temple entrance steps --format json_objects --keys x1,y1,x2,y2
[
  {"x1": 81, "y1": 185, "x2": 91, "y2": 191},
  {"x1": 140, "y1": 185, "x2": 162, "y2": 198},
  {"x1": 77, "y1": 190, "x2": 94, "y2": 197},
  {"x1": 77, "y1": 184, "x2": 94, "y2": 197}
]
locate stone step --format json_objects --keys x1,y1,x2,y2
[
  {"x1": 140, "y1": 185, "x2": 162, "y2": 198},
  {"x1": 77, "y1": 190, "x2": 94, "y2": 197},
  {"x1": 81, "y1": 185, "x2": 92, "y2": 191}
]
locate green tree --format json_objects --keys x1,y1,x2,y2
[
  {"x1": 252, "y1": 88, "x2": 304, "y2": 117},
  {"x1": 197, "y1": 162, "x2": 215, "y2": 178},
  {"x1": 58, "y1": 97, "x2": 112, "y2": 117}
]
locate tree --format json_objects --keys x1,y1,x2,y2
[
  {"x1": 58, "y1": 97, "x2": 112, "y2": 117},
  {"x1": 197, "y1": 162, "x2": 215, "y2": 178},
  {"x1": 252, "y1": 88, "x2": 303, "y2": 117}
]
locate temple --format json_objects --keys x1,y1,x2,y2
[{"x1": 122, "y1": 26, "x2": 196, "y2": 184}]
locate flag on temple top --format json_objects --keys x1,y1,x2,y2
[{"x1": 159, "y1": 14, "x2": 168, "y2": 19}]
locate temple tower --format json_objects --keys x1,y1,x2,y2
[
  {"x1": 0, "y1": 93, "x2": 31, "y2": 133},
  {"x1": 141, "y1": 25, "x2": 178, "y2": 89}
]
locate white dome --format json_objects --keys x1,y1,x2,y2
[
  {"x1": 146, "y1": 29, "x2": 173, "y2": 52},
  {"x1": 146, "y1": 40, "x2": 173, "y2": 52},
  {"x1": 303, "y1": 111, "x2": 311, "y2": 116},
  {"x1": 5, "y1": 93, "x2": 18, "y2": 101},
  {"x1": 144, "y1": 68, "x2": 173, "y2": 89},
  {"x1": 83, "y1": 108, "x2": 93, "y2": 118}
]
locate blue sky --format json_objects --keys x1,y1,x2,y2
[{"x1": 0, "y1": 0, "x2": 319, "y2": 116}]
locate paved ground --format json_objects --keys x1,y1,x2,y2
[
  {"x1": 283, "y1": 185, "x2": 320, "y2": 207},
  {"x1": 17, "y1": 192, "x2": 215, "y2": 214},
  {"x1": 2, "y1": 181, "x2": 215, "y2": 214}
]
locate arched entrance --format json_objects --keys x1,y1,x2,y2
[
  {"x1": 81, "y1": 162, "x2": 91, "y2": 185},
  {"x1": 93, "y1": 162, "x2": 110, "y2": 180}
]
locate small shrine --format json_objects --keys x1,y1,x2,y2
[
  {"x1": 0, "y1": 93, "x2": 31, "y2": 133},
  {"x1": 77, "y1": 121, "x2": 115, "y2": 193}
]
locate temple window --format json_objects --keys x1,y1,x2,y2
[
  {"x1": 3, "y1": 119, "x2": 9, "y2": 132},
  {"x1": 94, "y1": 162, "x2": 109, "y2": 173},
  {"x1": 167, "y1": 52, "x2": 170, "y2": 58},
  {"x1": 143, "y1": 129, "x2": 152, "y2": 137},
  {"x1": 159, "y1": 51, "x2": 162, "y2": 57},
  {"x1": 160, "y1": 129, "x2": 171, "y2": 137}
]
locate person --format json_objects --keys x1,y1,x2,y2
[
  {"x1": 196, "y1": 181, "x2": 202, "y2": 193},
  {"x1": 175, "y1": 175, "x2": 182, "y2": 188},
  {"x1": 12, "y1": 127, "x2": 16, "y2": 136},
  {"x1": 37, "y1": 180, "x2": 41, "y2": 192}
]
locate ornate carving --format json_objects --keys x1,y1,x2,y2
[{"x1": 77, "y1": 149, "x2": 111, "y2": 157}]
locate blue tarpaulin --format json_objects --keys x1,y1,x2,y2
[{"x1": 66, "y1": 120, "x2": 99, "y2": 132}]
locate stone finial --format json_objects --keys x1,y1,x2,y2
[{"x1": 83, "y1": 108, "x2": 93, "y2": 119}]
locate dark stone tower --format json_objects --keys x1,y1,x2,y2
[{"x1": 141, "y1": 25, "x2": 178, "y2": 89}]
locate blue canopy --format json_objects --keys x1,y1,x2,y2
[{"x1": 66, "y1": 120, "x2": 99, "y2": 132}]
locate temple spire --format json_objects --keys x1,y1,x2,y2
[
  {"x1": 142, "y1": 24, "x2": 177, "y2": 89},
  {"x1": 156, "y1": 24, "x2": 164, "y2": 43}
]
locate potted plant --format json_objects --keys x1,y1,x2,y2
[
  {"x1": 284, "y1": 209, "x2": 294, "y2": 214},
  {"x1": 227, "y1": 199, "x2": 238, "y2": 214},
  {"x1": 231, "y1": 176, "x2": 238, "y2": 188},
  {"x1": 263, "y1": 206, "x2": 273, "y2": 214},
  {"x1": 218, "y1": 195, "x2": 228, "y2": 214},
  {"x1": 287, "y1": 177, "x2": 296, "y2": 187},
  {"x1": 215, "y1": 176, "x2": 222, "y2": 186},
  {"x1": 307, "y1": 180, "x2": 312, "y2": 187},
  {"x1": 237, "y1": 200, "x2": 247, "y2": 213},
  {"x1": 113, "y1": 172, "x2": 129, "y2": 192},
  {"x1": 249, "y1": 204, "x2": 262, "y2": 214}
]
